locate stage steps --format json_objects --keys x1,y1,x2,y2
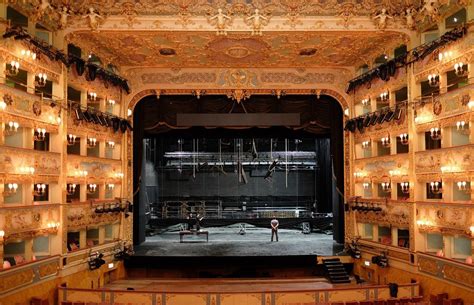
[{"x1": 322, "y1": 258, "x2": 351, "y2": 284}]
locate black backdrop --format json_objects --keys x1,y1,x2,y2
[{"x1": 133, "y1": 95, "x2": 344, "y2": 244}]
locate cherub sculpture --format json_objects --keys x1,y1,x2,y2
[
  {"x1": 246, "y1": 9, "x2": 269, "y2": 36},
  {"x1": 405, "y1": 8, "x2": 416, "y2": 30},
  {"x1": 83, "y1": 7, "x2": 103, "y2": 30},
  {"x1": 209, "y1": 8, "x2": 231, "y2": 36},
  {"x1": 373, "y1": 8, "x2": 393, "y2": 29},
  {"x1": 59, "y1": 6, "x2": 70, "y2": 29}
]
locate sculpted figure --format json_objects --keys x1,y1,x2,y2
[
  {"x1": 209, "y1": 8, "x2": 231, "y2": 36},
  {"x1": 83, "y1": 7, "x2": 103, "y2": 30},
  {"x1": 246, "y1": 9, "x2": 268, "y2": 36},
  {"x1": 373, "y1": 8, "x2": 393, "y2": 29}
]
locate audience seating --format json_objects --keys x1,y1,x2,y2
[
  {"x1": 345, "y1": 301, "x2": 360, "y2": 305},
  {"x1": 359, "y1": 301, "x2": 374, "y2": 305},
  {"x1": 442, "y1": 299, "x2": 463, "y2": 305}
]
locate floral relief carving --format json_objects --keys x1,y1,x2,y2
[
  {"x1": 442, "y1": 264, "x2": 474, "y2": 288},
  {"x1": 418, "y1": 256, "x2": 439, "y2": 275},
  {"x1": 0, "y1": 269, "x2": 35, "y2": 293}
]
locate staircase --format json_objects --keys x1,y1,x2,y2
[{"x1": 322, "y1": 258, "x2": 351, "y2": 284}]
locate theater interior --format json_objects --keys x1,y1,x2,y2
[{"x1": 0, "y1": 1, "x2": 473, "y2": 305}]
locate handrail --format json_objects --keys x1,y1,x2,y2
[
  {"x1": 58, "y1": 281, "x2": 419, "y2": 294},
  {"x1": 0, "y1": 255, "x2": 60, "y2": 273},
  {"x1": 418, "y1": 251, "x2": 474, "y2": 269}
]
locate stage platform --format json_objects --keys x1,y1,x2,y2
[{"x1": 127, "y1": 227, "x2": 348, "y2": 278}]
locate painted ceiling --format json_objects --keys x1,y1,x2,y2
[{"x1": 67, "y1": 31, "x2": 407, "y2": 68}]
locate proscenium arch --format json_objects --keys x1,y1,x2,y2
[{"x1": 129, "y1": 90, "x2": 350, "y2": 245}]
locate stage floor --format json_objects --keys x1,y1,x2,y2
[{"x1": 137, "y1": 225, "x2": 343, "y2": 257}]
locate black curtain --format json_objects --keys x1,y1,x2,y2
[{"x1": 133, "y1": 94, "x2": 344, "y2": 245}]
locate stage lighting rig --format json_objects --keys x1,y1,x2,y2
[
  {"x1": 372, "y1": 252, "x2": 389, "y2": 268},
  {"x1": 88, "y1": 251, "x2": 106, "y2": 270}
]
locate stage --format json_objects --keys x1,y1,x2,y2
[{"x1": 140, "y1": 226, "x2": 342, "y2": 257}]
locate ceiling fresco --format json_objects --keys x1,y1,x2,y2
[{"x1": 67, "y1": 30, "x2": 407, "y2": 68}]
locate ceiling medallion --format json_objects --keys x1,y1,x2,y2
[{"x1": 225, "y1": 46, "x2": 251, "y2": 59}]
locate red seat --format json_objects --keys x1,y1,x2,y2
[
  {"x1": 443, "y1": 299, "x2": 463, "y2": 305},
  {"x1": 410, "y1": 296, "x2": 423, "y2": 303},
  {"x1": 387, "y1": 299, "x2": 400, "y2": 305},
  {"x1": 61, "y1": 302, "x2": 72, "y2": 305},
  {"x1": 331, "y1": 302, "x2": 345, "y2": 305},
  {"x1": 400, "y1": 298, "x2": 411, "y2": 304},
  {"x1": 346, "y1": 302, "x2": 360, "y2": 305},
  {"x1": 360, "y1": 301, "x2": 374, "y2": 305},
  {"x1": 374, "y1": 300, "x2": 387, "y2": 305}
]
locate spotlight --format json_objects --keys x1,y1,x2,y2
[{"x1": 88, "y1": 252, "x2": 106, "y2": 270}]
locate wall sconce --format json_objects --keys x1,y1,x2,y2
[
  {"x1": 381, "y1": 181, "x2": 391, "y2": 193},
  {"x1": 127, "y1": 109, "x2": 132, "y2": 117},
  {"x1": 362, "y1": 140, "x2": 371, "y2": 149},
  {"x1": 4, "y1": 183, "x2": 18, "y2": 196},
  {"x1": 380, "y1": 91, "x2": 389, "y2": 102},
  {"x1": 361, "y1": 98, "x2": 371, "y2": 107},
  {"x1": 33, "y1": 183, "x2": 46, "y2": 196},
  {"x1": 456, "y1": 181, "x2": 470, "y2": 193},
  {"x1": 107, "y1": 183, "x2": 115, "y2": 191},
  {"x1": 106, "y1": 141, "x2": 115, "y2": 149},
  {"x1": 20, "y1": 166, "x2": 35, "y2": 175},
  {"x1": 0, "y1": 99, "x2": 6, "y2": 111},
  {"x1": 0, "y1": 229, "x2": 4, "y2": 239},
  {"x1": 108, "y1": 99, "x2": 115, "y2": 105},
  {"x1": 115, "y1": 172, "x2": 124, "y2": 179},
  {"x1": 34, "y1": 128, "x2": 46, "y2": 141},
  {"x1": 400, "y1": 182, "x2": 410, "y2": 194},
  {"x1": 430, "y1": 127, "x2": 441, "y2": 140},
  {"x1": 193, "y1": 89, "x2": 208, "y2": 99},
  {"x1": 5, "y1": 121, "x2": 19, "y2": 135},
  {"x1": 354, "y1": 171, "x2": 365, "y2": 178},
  {"x1": 363, "y1": 182, "x2": 370, "y2": 190},
  {"x1": 456, "y1": 121, "x2": 469, "y2": 134},
  {"x1": 470, "y1": 225, "x2": 474, "y2": 236},
  {"x1": 20, "y1": 49, "x2": 36, "y2": 60},
  {"x1": 88, "y1": 92, "x2": 97, "y2": 102},
  {"x1": 399, "y1": 133, "x2": 409, "y2": 145},
  {"x1": 380, "y1": 136, "x2": 391, "y2": 147},
  {"x1": 47, "y1": 221, "x2": 60, "y2": 229},
  {"x1": 66, "y1": 183, "x2": 77, "y2": 195},
  {"x1": 87, "y1": 183, "x2": 97, "y2": 194},
  {"x1": 35, "y1": 73, "x2": 47, "y2": 87},
  {"x1": 427, "y1": 74, "x2": 440, "y2": 87},
  {"x1": 430, "y1": 181, "x2": 443, "y2": 194},
  {"x1": 87, "y1": 137, "x2": 97, "y2": 148},
  {"x1": 438, "y1": 50, "x2": 452, "y2": 61},
  {"x1": 7, "y1": 60, "x2": 20, "y2": 76},
  {"x1": 76, "y1": 170, "x2": 88, "y2": 177},
  {"x1": 454, "y1": 62, "x2": 468, "y2": 77},
  {"x1": 67, "y1": 134, "x2": 77, "y2": 146}
]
